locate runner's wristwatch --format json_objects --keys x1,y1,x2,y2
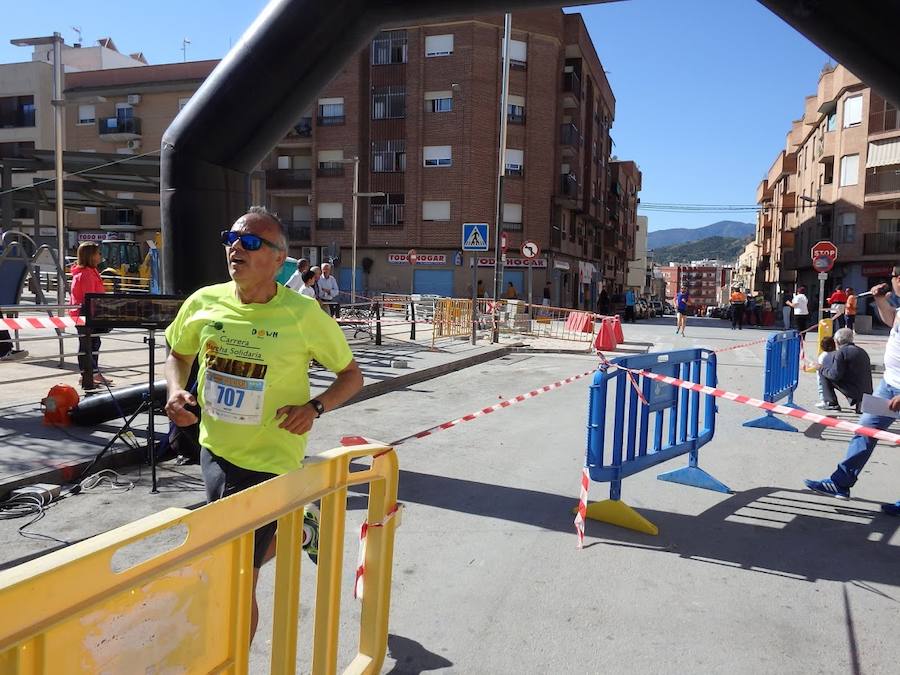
[{"x1": 308, "y1": 398, "x2": 325, "y2": 417}]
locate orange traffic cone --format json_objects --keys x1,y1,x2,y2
[{"x1": 613, "y1": 315, "x2": 625, "y2": 343}]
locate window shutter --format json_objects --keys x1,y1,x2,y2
[
  {"x1": 318, "y1": 202, "x2": 343, "y2": 218},
  {"x1": 422, "y1": 201, "x2": 451, "y2": 221}
]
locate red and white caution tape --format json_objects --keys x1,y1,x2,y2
[
  {"x1": 1, "y1": 315, "x2": 83, "y2": 331},
  {"x1": 354, "y1": 503, "x2": 402, "y2": 600},
  {"x1": 574, "y1": 467, "x2": 589, "y2": 549}
]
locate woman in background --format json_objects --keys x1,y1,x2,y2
[{"x1": 69, "y1": 241, "x2": 111, "y2": 388}]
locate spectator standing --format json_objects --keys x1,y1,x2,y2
[
  {"x1": 782, "y1": 294, "x2": 792, "y2": 330},
  {"x1": 542, "y1": 281, "x2": 551, "y2": 307},
  {"x1": 299, "y1": 270, "x2": 318, "y2": 300},
  {"x1": 788, "y1": 286, "x2": 810, "y2": 336},
  {"x1": 754, "y1": 292, "x2": 764, "y2": 326},
  {"x1": 504, "y1": 282, "x2": 518, "y2": 299},
  {"x1": 69, "y1": 242, "x2": 111, "y2": 388},
  {"x1": 477, "y1": 279, "x2": 486, "y2": 299},
  {"x1": 675, "y1": 287, "x2": 688, "y2": 336},
  {"x1": 624, "y1": 288, "x2": 636, "y2": 323},
  {"x1": 284, "y1": 257, "x2": 310, "y2": 292},
  {"x1": 729, "y1": 287, "x2": 746, "y2": 330},
  {"x1": 845, "y1": 287, "x2": 857, "y2": 331},
  {"x1": 598, "y1": 285, "x2": 610, "y2": 315},
  {"x1": 828, "y1": 287, "x2": 848, "y2": 329},
  {"x1": 316, "y1": 262, "x2": 340, "y2": 317},
  {"x1": 804, "y1": 272, "x2": 900, "y2": 516}
]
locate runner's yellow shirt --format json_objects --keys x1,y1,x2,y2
[{"x1": 165, "y1": 281, "x2": 354, "y2": 474}]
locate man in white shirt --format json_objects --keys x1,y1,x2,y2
[
  {"x1": 805, "y1": 268, "x2": 900, "y2": 516},
  {"x1": 787, "y1": 286, "x2": 810, "y2": 335},
  {"x1": 284, "y1": 258, "x2": 309, "y2": 292},
  {"x1": 316, "y1": 262, "x2": 340, "y2": 317}
]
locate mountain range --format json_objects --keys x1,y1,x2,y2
[
  {"x1": 651, "y1": 236, "x2": 751, "y2": 265},
  {"x1": 647, "y1": 220, "x2": 755, "y2": 250}
]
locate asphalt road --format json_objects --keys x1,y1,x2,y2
[{"x1": 1, "y1": 318, "x2": 898, "y2": 674}]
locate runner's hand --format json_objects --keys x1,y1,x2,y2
[
  {"x1": 275, "y1": 404, "x2": 317, "y2": 435},
  {"x1": 889, "y1": 396, "x2": 900, "y2": 412},
  {"x1": 872, "y1": 283, "x2": 889, "y2": 297},
  {"x1": 165, "y1": 389, "x2": 199, "y2": 427}
]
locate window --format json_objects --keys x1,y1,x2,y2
[
  {"x1": 839, "y1": 212, "x2": 856, "y2": 243},
  {"x1": 372, "y1": 140, "x2": 406, "y2": 172},
  {"x1": 423, "y1": 145, "x2": 452, "y2": 167},
  {"x1": 425, "y1": 34, "x2": 453, "y2": 57},
  {"x1": 869, "y1": 92, "x2": 899, "y2": 133},
  {"x1": 372, "y1": 86, "x2": 406, "y2": 119},
  {"x1": 317, "y1": 149, "x2": 345, "y2": 176},
  {"x1": 843, "y1": 95, "x2": 863, "y2": 128},
  {"x1": 372, "y1": 30, "x2": 407, "y2": 65},
  {"x1": 425, "y1": 91, "x2": 453, "y2": 113},
  {"x1": 317, "y1": 97, "x2": 344, "y2": 125},
  {"x1": 827, "y1": 110, "x2": 837, "y2": 132},
  {"x1": 503, "y1": 203, "x2": 522, "y2": 231},
  {"x1": 0, "y1": 95, "x2": 35, "y2": 128},
  {"x1": 422, "y1": 200, "x2": 451, "y2": 221},
  {"x1": 839, "y1": 154, "x2": 859, "y2": 186},
  {"x1": 509, "y1": 39, "x2": 527, "y2": 68},
  {"x1": 317, "y1": 202, "x2": 344, "y2": 229},
  {"x1": 0, "y1": 141, "x2": 35, "y2": 157},
  {"x1": 277, "y1": 155, "x2": 291, "y2": 170},
  {"x1": 505, "y1": 148, "x2": 524, "y2": 176},
  {"x1": 77, "y1": 104, "x2": 95, "y2": 125},
  {"x1": 824, "y1": 158, "x2": 834, "y2": 184},
  {"x1": 508, "y1": 94, "x2": 525, "y2": 123},
  {"x1": 371, "y1": 194, "x2": 404, "y2": 227}
]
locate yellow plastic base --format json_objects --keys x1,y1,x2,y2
[{"x1": 581, "y1": 499, "x2": 659, "y2": 535}]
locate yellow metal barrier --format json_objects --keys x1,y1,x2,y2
[
  {"x1": 0, "y1": 443, "x2": 400, "y2": 675},
  {"x1": 432, "y1": 299, "x2": 473, "y2": 346}
]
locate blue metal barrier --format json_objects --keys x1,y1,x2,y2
[
  {"x1": 742, "y1": 330, "x2": 805, "y2": 432},
  {"x1": 583, "y1": 348, "x2": 730, "y2": 535}
]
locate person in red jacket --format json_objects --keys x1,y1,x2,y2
[
  {"x1": 828, "y1": 287, "x2": 848, "y2": 329},
  {"x1": 69, "y1": 242, "x2": 111, "y2": 388}
]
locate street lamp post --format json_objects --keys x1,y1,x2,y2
[
  {"x1": 337, "y1": 156, "x2": 383, "y2": 304},
  {"x1": 11, "y1": 33, "x2": 65, "y2": 312}
]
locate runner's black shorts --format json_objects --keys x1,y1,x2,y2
[{"x1": 201, "y1": 448, "x2": 277, "y2": 568}]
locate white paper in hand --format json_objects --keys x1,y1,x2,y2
[{"x1": 861, "y1": 393, "x2": 900, "y2": 418}]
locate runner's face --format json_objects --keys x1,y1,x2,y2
[
  {"x1": 225, "y1": 215, "x2": 286, "y2": 288},
  {"x1": 893, "y1": 274, "x2": 900, "y2": 296}
]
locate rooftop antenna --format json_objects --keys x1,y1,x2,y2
[
  {"x1": 181, "y1": 37, "x2": 191, "y2": 62},
  {"x1": 72, "y1": 26, "x2": 82, "y2": 46}
]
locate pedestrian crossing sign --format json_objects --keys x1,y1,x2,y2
[{"x1": 462, "y1": 223, "x2": 489, "y2": 251}]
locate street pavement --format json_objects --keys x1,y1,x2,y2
[{"x1": 0, "y1": 316, "x2": 898, "y2": 673}]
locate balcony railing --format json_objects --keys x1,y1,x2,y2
[
  {"x1": 559, "y1": 174, "x2": 578, "y2": 198},
  {"x1": 98, "y1": 117, "x2": 142, "y2": 137},
  {"x1": 370, "y1": 204, "x2": 405, "y2": 227},
  {"x1": 317, "y1": 163, "x2": 346, "y2": 177},
  {"x1": 508, "y1": 112, "x2": 525, "y2": 124},
  {"x1": 864, "y1": 232, "x2": 900, "y2": 255},
  {"x1": 285, "y1": 220, "x2": 312, "y2": 241},
  {"x1": 317, "y1": 115, "x2": 345, "y2": 126},
  {"x1": 266, "y1": 168, "x2": 311, "y2": 190},
  {"x1": 865, "y1": 170, "x2": 900, "y2": 195},
  {"x1": 560, "y1": 123, "x2": 581, "y2": 148},
  {"x1": 317, "y1": 218, "x2": 345, "y2": 230},
  {"x1": 99, "y1": 208, "x2": 141, "y2": 229},
  {"x1": 502, "y1": 220, "x2": 523, "y2": 232},
  {"x1": 0, "y1": 109, "x2": 35, "y2": 128},
  {"x1": 562, "y1": 71, "x2": 581, "y2": 101}
]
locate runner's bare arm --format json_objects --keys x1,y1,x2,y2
[
  {"x1": 164, "y1": 350, "x2": 199, "y2": 427},
  {"x1": 871, "y1": 284, "x2": 898, "y2": 328},
  {"x1": 276, "y1": 359, "x2": 363, "y2": 435}
]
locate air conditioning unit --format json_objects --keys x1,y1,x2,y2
[
  {"x1": 126, "y1": 94, "x2": 141, "y2": 105},
  {"x1": 127, "y1": 140, "x2": 142, "y2": 150}
]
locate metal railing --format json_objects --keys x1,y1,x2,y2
[
  {"x1": 865, "y1": 170, "x2": 900, "y2": 194},
  {"x1": 563, "y1": 71, "x2": 582, "y2": 101},
  {"x1": 266, "y1": 168, "x2": 312, "y2": 190},
  {"x1": 863, "y1": 232, "x2": 900, "y2": 255},
  {"x1": 285, "y1": 220, "x2": 312, "y2": 241},
  {"x1": 370, "y1": 204, "x2": 404, "y2": 227},
  {"x1": 317, "y1": 218, "x2": 344, "y2": 230},
  {"x1": 317, "y1": 115, "x2": 345, "y2": 126},
  {"x1": 560, "y1": 123, "x2": 581, "y2": 147},
  {"x1": 98, "y1": 117, "x2": 142, "y2": 136}
]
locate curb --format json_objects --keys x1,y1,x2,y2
[{"x1": 0, "y1": 345, "x2": 512, "y2": 496}]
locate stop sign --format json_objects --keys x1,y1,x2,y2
[
  {"x1": 500, "y1": 231, "x2": 508, "y2": 254},
  {"x1": 810, "y1": 240, "x2": 837, "y2": 273},
  {"x1": 407, "y1": 248, "x2": 417, "y2": 264}
]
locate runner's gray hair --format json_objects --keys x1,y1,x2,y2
[{"x1": 245, "y1": 205, "x2": 287, "y2": 248}]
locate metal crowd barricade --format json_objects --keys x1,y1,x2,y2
[
  {"x1": 0, "y1": 443, "x2": 402, "y2": 675},
  {"x1": 743, "y1": 330, "x2": 805, "y2": 432},
  {"x1": 432, "y1": 298, "x2": 473, "y2": 346},
  {"x1": 583, "y1": 348, "x2": 730, "y2": 535}
]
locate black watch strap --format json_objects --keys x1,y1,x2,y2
[{"x1": 309, "y1": 398, "x2": 325, "y2": 417}]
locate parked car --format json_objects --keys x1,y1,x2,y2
[{"x1": 650, "y1": 300, "x2": 663, "y2": 317}]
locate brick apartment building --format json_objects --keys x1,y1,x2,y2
[
  {"x1": 658, "y1": 263, "x2": 732, "y2": 314},
  {"x1": 262, "y1": 10, "x2": 640, "y2": 307},
  {"x1": 753, "y1": 63, "x2": 900, "y2": 315}
]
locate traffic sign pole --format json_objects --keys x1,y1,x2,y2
[{"x1": 471, "y1": 255, "x2": 477, "y2": 345}]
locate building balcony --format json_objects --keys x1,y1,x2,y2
[
  {"x1": 863, "y1": 232, "x2": 900, "y2": 256},
  {"x1": 761, "y1": 213, "x2": 773, "y2": 229},
  {"x1": 0, "y1": 109, "x2": 35, "y2": 129},
  {"x1": 865, "y1": 168, "x2": 900, "y2": 200},
  {"x1": 773, "y1": 150, "x2": 798, "y2": 180},
  {"x1": 266, "y1": 168, "x2": 312, "y2": 190},
  {"x1": 98, "y1": 117, "x2": 142, "y2": 141},
  {"x1": 508, "y1": 111, "x2": 525, "y2": 124},
  {"x1": 99, "y1": 208, "x2": 141, "y2": 231},
  {"x1": 317, "y1": 218, "x2": 345, "y2": 230},
  {"x1": 291, "y1": 117, "x2": 313, "y2": 137},
  {"x1": 562, "y1": 71, "x2": 581, "y2": 107},
  {"x1": 558, "y1": 174, "x2": 578, "y2": 199},
  {"x1": 560, "y1": 123, "x2": 581, "y2": 156},
  {"x1": 780, "y1": 192, "x2": 797, "y2": 212},
  {"x1": 317, "y1": 163, "x2": 346, "y2": 178},
  {"x1": 370, "y1": 204, "x2": 405, "y2": 228},
  {"x1": 317, "y1": 115, "x2": 345, "y2": 126},
  {"x1": 285, "y1": 220, "x2": 312, "y2": 242},
  {"x1": 756, "y1": 179, "x2": 770, "y2": 204}
]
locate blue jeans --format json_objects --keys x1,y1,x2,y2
[{"x1": 830, "y1": 379, "x2": 900, "y2": 488}]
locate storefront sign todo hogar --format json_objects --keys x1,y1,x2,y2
[
  {"x1": 388, "y1": 252, "x2": 446, "y2": 265},
  {"x1": 477, "y1": 256, "x2": 547, "y2": 268}
]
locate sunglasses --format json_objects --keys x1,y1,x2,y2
[{"x1": 221, "y1": 230, "x2": 283, "y2": 252}]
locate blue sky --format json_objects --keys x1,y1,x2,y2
[{"x1": 1, "y1": 0, "x2": 829, "y2": 232}]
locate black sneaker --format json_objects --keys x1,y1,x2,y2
[{"x1": 881, "y1": 502, "x2": 900, "y2": 517}]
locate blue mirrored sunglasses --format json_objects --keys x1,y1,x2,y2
[{"x1": 220, "y1": 230, "x2": 283, "y2": 252}]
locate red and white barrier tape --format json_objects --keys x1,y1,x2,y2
[
  {"x1": 574, "y1": 467, "x2": 589, "y2": 549},
  {"x1": 354, "y1": 503, "x2": 402, "y2": 600},
  {"x1": 1, "y1": 316, "x2": 83, "y2": 331}
]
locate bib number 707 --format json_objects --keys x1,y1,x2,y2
[{"x1": 216, "y1": 385, "x2": 245, "y2": 408}]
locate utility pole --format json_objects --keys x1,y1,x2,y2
[{"x1": 491, "y1": 13, "x2": 512, "y2": 343}]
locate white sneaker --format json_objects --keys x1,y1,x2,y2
[{"x1": 0, "y1": 350, "x2": 28, "y2": 362}]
